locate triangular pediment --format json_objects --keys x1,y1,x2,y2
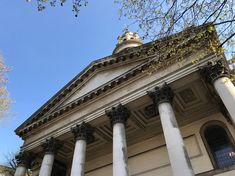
[
  {"x1": 16, "y1": 54, "x2": 149, "y2": 133},
  {"x1": 60, "y1": 60, "x2": 144, "y2": 107},
  {"x1": 16, "y1": 24, "x2": 214, "y2": 138}
]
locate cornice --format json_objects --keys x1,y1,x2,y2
[
  {"x1": 21, "y1": 54, "x2": 217, "y2": 151},
  {"x1": 15, "y1": 23, "x2": 215, "y2": 138}
]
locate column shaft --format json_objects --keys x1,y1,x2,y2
[
  {"x1": 14, "y1": 151, "x2": 32, "y2": 176},
  {"x1": 39, "y1": 153, "x2": 54, "y2": 176},
  {"x1": 158, "y1": 102, "x2": 194, "y2": 176},
  {"x1": 14, "y1": 166, "x2": 27, "y2": 176},
  {"x1": 70, "y1": 122, "x2": 94, "y2": 176},
  {"x1": 70, "y1": 140, "x2": 87, "y2": 176},
  {"x1": 214, "y1": 77, "x2": 235, "y2": 122},
  {"x1": 113, "y1": 122, "x2": 129, "y2": 176},
  {"x1": 106, "y1": 104, "x2": 130, "y2": 176},
  {"x1": 39, "y1": 137, "x2": 62, "y2": 176},
  {"x1": 200, "y1": 60, "x2": 235, "y2": 123}
]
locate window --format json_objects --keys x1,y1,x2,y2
[{"x1": 202, "y1": 121, "x2": 235, "y2": 169}]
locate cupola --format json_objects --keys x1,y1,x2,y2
[{"x1": 113, "y1": 30, "x2": 143, "y2": 54}]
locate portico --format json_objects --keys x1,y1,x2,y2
[{"x1": 14, "y1": 24, "x2": 235, "y2": 176}]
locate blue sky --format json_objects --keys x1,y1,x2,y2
[{"x1": 0, "y1": 0, "x2": 136, "y2": 164}]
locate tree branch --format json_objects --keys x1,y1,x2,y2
[
  {"x1": 203, "y1": 0, "x2": 227, "y2": 24},
  {"x1": 219, "y1": 32, "x2": 235, "y2": 47},
  {"x1": 214, "y1": 19, "x2": 235, "y2": 25}
]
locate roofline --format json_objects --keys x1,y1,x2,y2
[
  {"x1": 15, "y1": 46, "x2": 145, "y2": 132},
  {"x1": 15, "y1": 23, "x2": 215, "y2": 137}
]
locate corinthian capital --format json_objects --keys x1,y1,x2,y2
[
  {"x1": 15, "y1": 151, "x2": 33, "y2": 168},
  {"x1": 41, "y1": 137, "x2": 62, "y2": 154},
  {"x1": 106, "y1": 104, "x2": 130, "y2": 127},
  {"x1": 148, "y1": 83, "x2": 174, "y2": 105},
  {"x1": 200, "y1": 60, "x2": 230, "y2": 84},
  {"x1": 71, "y1": 122, "x2": 94, "y2": 143}
]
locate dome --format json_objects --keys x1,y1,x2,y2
[{"x1": 113, "y1": 30, "x2": 143, "y2": 54}]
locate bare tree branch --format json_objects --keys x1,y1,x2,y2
[{"x1": 220, "y1": 32, "x2": 235, "y2": 47}]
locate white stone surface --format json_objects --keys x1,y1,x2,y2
[
  {"x1": 70, "y1": 139, "x2": 87, "y2": 176},
  {"x1": 113, "y1": 123, "x2": 129, "y2": 176},
  {"x1": 62, "y1": 61, "x2": 143, "y2": 105},
  {"x1": 23, "y1": 51, "x2": 213, "y2": 151},
  {"x1": 39, "y1": 153, "x2": 54, "y2": 176},
  {"x1": 84, "y1": 113, "x2": 234, "y2": 176},
  {"x1": 14, "y1": 166, "x2": 26, "y2": 176},
  {"x1": 114, "y1": 42, "x2": 142, "y2": 54},
  {"x1": 214, "y1": 77, "x2": 235, "y2": 124},
  {"x1": 158, "y1": 102, "x2": 194, "y2": 176}
]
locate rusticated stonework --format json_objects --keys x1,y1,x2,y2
[
  {"x1": 15, "y1": 151, "x2": 33, "y2": 167},
  {"x1": 106, "y1": 104, "x2": 130, "y2": 127},
  {"x1": 41, "y1": 137, "x2": 62, "y2": 154},
  {"x1": 200, "y1": 60, "x2": 230, "y2": 84},
  {"x1": 71, "y1": 122, "x2": 94, "y2": 143},
  {"x1": 148, "y1": 83, "x2": 174, "y2": 105}
]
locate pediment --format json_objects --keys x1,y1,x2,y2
[
  {"x1": 16, "y1": 23, "x2": 214, "y2": 138},
  {"x1": 16, "y1": 49, "x2": 150, "y2": 134},
  {"x1": 59, "y1": 60, "x2": 145, "y2": 107}
]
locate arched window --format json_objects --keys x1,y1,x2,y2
[{"x1": 202, "y1": 121, "x2": 235, "y2": 169}]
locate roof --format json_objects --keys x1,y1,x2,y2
[{"x1": 15, "y1": 23, "x2": 216, "y2": 139}]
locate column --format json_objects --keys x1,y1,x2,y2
[
  {"x1": 201, "y1": 60, "x2": 235, "y2": 124},
  {"x1": 70, "y1": 122, "x2": 94, "y2": 176},
  {"x1": 149, "y1": 83, "x2": 194, "y2": 176},
  {"x1": 39, "y1": 137, "x2": 62, "y2": 176},
  {"x1": 32, "y1": 167, "x2": 40, "y2": 176},
  {"x1": 31, "y1": 158, "x2": 41, "y2": 176},
  {"x1": 106, "y1": 104, "x2": 130, "y2": 176},
  {"x1": 14, "y1": 151, "x2": 32, "y2": 176}
]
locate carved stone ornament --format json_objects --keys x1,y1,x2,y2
[
  {"x1": 41, "y1": 137, "x2": 63, "y2": 154},
  {"x1": 144, "y1": 104, "x2": 159, "y2": 118},
  {"x1": 200, "y1": 60, "x2": 230, "y2": 84},
  {"x1": 71, "y1": 122, "x2": 94, "y2": 143},
  {"x1": 148, "y1": 83, "x2": 174, "y2": 105},
  {"x1": 15, "y1": 151, "x2": 33, "y2": 167},
  {"x1": 105, "y1": 104, "x2": 130, "y2": 127}
]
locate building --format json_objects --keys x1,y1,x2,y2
[
  {"x1": 0, "y1": 165, "x2": 30, "y2": 176},
  {"x1": 14, "y1": 24, "x2": 235, "y2": 176},
  {"x1": 0, "y1": 165, "x2": 13, "y2": 176}
]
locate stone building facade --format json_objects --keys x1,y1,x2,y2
[{"x1": 14, "y1": 24, "x2": 235, "y2": 176}]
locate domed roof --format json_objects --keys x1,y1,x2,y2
[{"x1": 113, "y1": 30, "x2": 143, "y2": 54}]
